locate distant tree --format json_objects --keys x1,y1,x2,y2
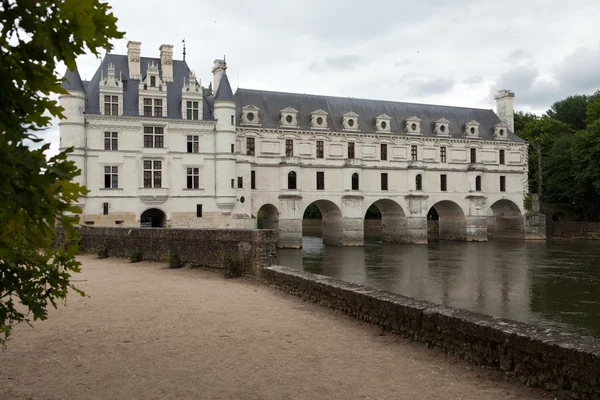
[
  {"x1": 303, "y1": 204, "x2": 322, "y2": 219},
  {"x1": 0, "y1": 0, "x2": 124, "y2": 345},
  {"x1": 546, "y1": 94, "x2": 590, "y2": 131},
  {"x1": 571, "y1": 121, "x2": 600, "y2": 220},
  {"x1": 585, "y1": 91, "x2": 600, "y2": 127},
  {"x1": 365, "y1": 205, "x2": 382, "y2": 219},
  {"x1": 513, "y1": 111, "x2": 539, "y2": 136}
]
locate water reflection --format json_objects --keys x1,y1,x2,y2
[{"x1": 277, "y1": 237, "x2": 600, "y2": 338}]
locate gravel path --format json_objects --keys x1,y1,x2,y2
[{"x1": 0, "y1": 255, "x2": 549, "y2": 400}]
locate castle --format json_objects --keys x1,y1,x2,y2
[{"x1": 59, "y1": 41, "x2": 538, "y2": 247}]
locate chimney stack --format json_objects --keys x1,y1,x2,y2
[
  {"x1": 159, "y1": 44, "x2": 174, "y2": 82},
  {"x1": 127, "y1": 41, "x2": 141, "y2": 80},
  {"x1": 212, "y1": 59, "x2": 227, "y2": 94},
  {"x1": 494, "y1": 89, "x2": 515, "y2": 133}
]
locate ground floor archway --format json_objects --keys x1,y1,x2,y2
[
  {"x1": 363, "y1": 199, "x2": 407, "y2": 243},
  {"x1": 427, "y1": 201, "x2": 466, "y2": 241},
  {"x1": 487, "y1": 199, "x2": 524, "y2": 239},
  {"x1": 303, "y1": 200, "x2": 343, "y2": 246},
  {"x1": 140, "y1": 208, "x2": 166, "y2": 227},
  {"x1": 257, "y1": 203, "x2": 279, "y2": 232}
]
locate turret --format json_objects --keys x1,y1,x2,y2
[
  {"x1": 213, "y1": 71, "x2": 237, "y2": 213},
  {"x1": 59, "y1": 67, "x2": 87, "y2": 191}
]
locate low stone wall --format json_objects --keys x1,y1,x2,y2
[
  {"x1": 61, "y1": 227, "x2": 277, "y2": 274},
  {"x1": 260, "y1": 266, "x2": 600, "y2": 400},
  {"x1": 549, "y1": 222, "x2": 600, "y2": 240}
]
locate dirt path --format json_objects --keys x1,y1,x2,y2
[{"x1": 0, "y1": 255, "x2": 549, "y2": 400}]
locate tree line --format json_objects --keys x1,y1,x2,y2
[{"x1": 515, "y1": 91, "x2": 600, "y2": 221}]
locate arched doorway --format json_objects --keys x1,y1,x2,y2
[
  {"x1": 487, "y1": 200, "x2": 524, "y2": 239},
  {"x1": 364, "y1": 199, "x2": 407, "y2": 243},
  {"x1": 427, "y1": 201, "x2": 466, "y2": 241},
  {"x1": 302, "y1": 200, "x2": 343, "y2": 246},
  {"x1": 140, "y1": 208, "x2": 166, "y2": 227},
  {"x1": 257, "y1": 204, "x2": 279, "y2": 232}
]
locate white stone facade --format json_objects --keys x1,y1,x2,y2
[{"x1": 59, "y1": 41, "x2": 530, "y2": 247}]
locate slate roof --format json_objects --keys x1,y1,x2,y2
[
  {"x1": 71, "y1": 54, "x2": 214, "y2": 120},
  {"x1": 234, "y1": 89, "x2": 524, "y2": 142},
  {"x1": 62, "y1": 68, "x2": 85, "y2": 91},
  {"x1": 214, "y1": 72, "x2": 234, "y2": 102}
]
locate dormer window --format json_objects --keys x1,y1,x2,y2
[
  {"x1": 342, "y1": 111, "x2": 359, "y2": 131},
  {"x1": 493, "y1": 123, "x2": 508, "y2": 140},
  {"x1": 181, "y1": 71, "x2": 203, "y2": 121},
  {"x1": 99, "y1": 62, "x2": 123, "y2": 116},
  {"x1": 150, "y1": 76, "x2": 156, "y2": 87},
  {"x1": 434, "y1": 118, "x2": 450, "y2": 136},
  {"x1": 311, "y1": 109, "x2": 328, "y2": 129},
  {"x1": 405, "y1": 116, "x2": 421, "y2": 135},
  {"x1": 241, "y1": 105, "x2": 261, "y2": 126},
  {"x1": 280, "y1": 107, "x2": 299, "y2": 128},
  {"x1": 186, "y1": 101, "x2": 199, "y2": 120},
  {"x1": 375, "y1": 114, "x2": 391, "y2": 132},
  {"x1": 464, "y1": 120, "x2": 480, "y2": 138}
]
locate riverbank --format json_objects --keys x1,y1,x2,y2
[{"x1": 0, "y1": 255, "x2": 548, "y2": 399}]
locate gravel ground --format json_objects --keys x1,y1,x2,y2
[{"x1": 0, "y1": 255, "x2": 550, "y2": 400}]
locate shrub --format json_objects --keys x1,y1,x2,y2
[
  {"x1": 166, "y1": 250, "x2": 182, "y2": 269},
  {"x1": 97, "y1": 242, "x2": 108, "y2": 259},
  {"x1": 220, "y1": 251, "x2": 241, "y2": 278},
  {"x1": 524, "y1": 193, "x2": 533, "y2": 211},
  {"x1": 129, "y1": 248, "x2": 142, "y2": 263},
  {"x1": 64, "y1": 233, "x2": 84, "y2": 254}
]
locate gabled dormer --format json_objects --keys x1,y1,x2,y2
[
  {"x1": 138, "y1": 61, "x2": 167, "y2": 117},
  {"x1": 342, "y1": 111, "x2": 359, "y2": 131},
  {"x1": 434, "y1": 118, "x2": 450, "y2": 136},
  {"x1": 280, "y1": 107, "x2": 299, "y2": 128},
  {"x1": 405, "y1": 116, "x2": 421, "y2": 135},
  {"x1": 465, "y1": 120, "x2": 480, "y2": 138},
  {"x1": 493, "y1": 123, "x2": 508, "y2": 140},
  {"x1": 181, "y1": 70, "x2": 203, "y2": 121},
  {"x1": 310, "y1": 109, "x2": 328, "y2": 130},
  {"x1": 99, "y1": 62, "x2": 123, "y2": 116},
  {"x1": 241, "y1": 105, "x2": 261, "y2": 126},
  {"x1": 375, "y1": 114, "x2": 391, "y2": 133}
]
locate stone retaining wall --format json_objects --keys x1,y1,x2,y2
[
  {"x1": 60, "y1": 227, "x2": 277, "y2": 274},
  {"x1": 260, "y1": 266, "x2": 600, "y2": 400},
  {"x1": 549, "y1": 222, "x2": 600, "y2": 240}
]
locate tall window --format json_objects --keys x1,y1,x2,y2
[
  {"x1": 351, "y1": 173, "x2": 359, "y2": 190},
  {"x1": 475, "y1": 176, "x2": 482, "y2": 191},
  {"x1": 470, "y1": 148, "x2": 477, "y2": 163},
  {"x1": 316, "y1": 171, "x2": 324, "y2": 190},
  {"x1": 381, "y1": 173, "x2": 388, "y2": 191},
  {"x1": 348, "y1": 142, "x2": 355, "y2": 159},
  {"x1": 104, "y1": 166, "x2": 118, "y2": 189},
  {"x1": 411, "y1": 145, "x2": 418, "y2": 161},
  {"x1": 440, "y1": 146, "x2": 446, "y2": 163},
  {"x1": 104, "y1": 95, "x2": 118, "y2": 116},
  {"x1": 150, "y1": 76, "x2": 156, "y2": 87},
  {"x1": 247, "y1": 137, "x2": 255, "y2": 156},
  {"x1": 288, "y1": 171, "x2": 297, "y2": 189},
  {"x1": 102, "y1": 202, "x2": 109, "y2": 215},
  {"x1": 143, "y1": 98, "x2": 163, "y2": 117},
  {"x1": 381, "y1": 144, "x2": 388, "y2": 161},
  {"x1": 440, "y1": 174, "x2": 447, "y2": 191},
  {"x1": 316, "y1": 140, "x2": 324, "y2": 158},
  {"x1": 186, "y1": 101, "x2": 199, "y2": 120},
  {"x1": 285, "y1": 139, "x2": 294, "y2": 156},
  {"x1": 251, "y1": 171, "x2": 256, "y2": 189},
  {"x1": 500, "y1": 176, "x2": 506, "y2": 192},
  {"x1": 237, "y1": 176, "x2": 243, "y2": 189},
  {"x1": 104, "y1": 132, "x2": 118, "y2": 150},
  {"x1": 196, "y1": 204, "x2": 203, "y2": 218},
  {"x1": 187, "y1": 135, "x2": 199, "y2": 153},
  {"x1": 499, "y1": 149, "x2": 505, "y2": 165},
  {"x1": 144, "y1": 127, "x2": 164, "y2": 148},
  {"x1": 187, "y1": 167, "x2": 200, "y2": 189},
  {"x1": 231, "y1": 144, "x2": 235, "y2": 153},
  {"x1": 143, "y1": 160, "x2": 162, "y2": 188},
  {"x1": 415, "y1": 174, "x2": 422, "y2": 190}
]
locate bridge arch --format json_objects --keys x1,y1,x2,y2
[
  {"x1": 487, "y1": 199, "x2": 524, "y2": 239},
  {"x1": 364, "y1": 199, "x2": 407, "y2": 243},
  {"x1": 303, "y1": 199, "x2": 343, "y2": 246},
  {"x1": 427, "y1": 200, "x2": 467, "y2": 241},
  {"x1": 256, "y1": 203, "x2": 279, "y2": 232}
]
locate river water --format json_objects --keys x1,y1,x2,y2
[{"x1": 278, "y1": 237, "x2": 600, "y2": 339}]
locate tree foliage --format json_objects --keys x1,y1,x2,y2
[
  {"x1": 546, "y1": 94, "x2": 590, "y2": 131},
  {"x1": 0, "y1": 0, "x2": 124, "y2": 345}
]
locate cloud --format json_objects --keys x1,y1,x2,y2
[
  {"x1": 308, "y1": 55, "x2": 362, "y2": 73},
  {"x1": 405, "y1": 78, "x2": 455, "y2": 96}
]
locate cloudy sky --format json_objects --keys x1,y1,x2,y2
[{"x1": 44, "y1": 0, "x2": 600, "y2": 154}]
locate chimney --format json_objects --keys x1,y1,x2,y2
[
  {"x1": 494, "y1": 89, "x2": 515, "y2": 133},
  {"x1": 212, "y1": 59, "x2": 227, "y2": 94},
  {"x1": 159, "y1": 44, "x2": 174, "y2": 82},
  {"x1": 127, "y1": 41, "x2": 141, "y2": 80}
]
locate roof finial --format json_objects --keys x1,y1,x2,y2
[
  {"x1": 182, "y1": 38, "x2": 187, "y2": 62},
  {"x1": 223, "y1": 54, "x2": 226, "y2": 66}
]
